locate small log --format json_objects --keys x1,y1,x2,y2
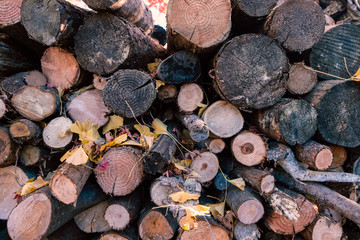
[
  {"x1": 267, "y1": 142, "x2": 360, "y2": 183},
  {"x1": 41, "y1": 47, "x2": 81, "y2": 89},
  {"x1": 157, "y1": 84, "x2": 178, "y2": 103},
  {"x1": 0, "y1": 98, "x2": 6, "y2": 120},
  {"x1": 82, "y1": 0, "x2": 154, "y2": 34},
  {"x1": 156, "y1": 51, "x2": 201, "y2": 84},
  {"x1": 103, "y1": 69, "x2": 156, "y2": 118},
  {"x1": 177, "y1": 83, "x2": 203, "y2": 113},
  {"x1": 256, "y1": 98, "x2": 317, "y2": 146},
  {"x1": 11, "y1": 86, "x2": 59, "y2": 121},
  {"x1": 190, "y1": 151, "x2": 219, "y2": 183},
  {"x1": 213, "y1": 34, "x2": 289, "y2": 110},
  {"x1": 310, "y1": 24, "x2": 360, "y2": 79},
  {"x1": 226, "y1": 186, "x2": 264, "y2": 224},
  {"x1": 104, "y1": 188, "x2": 142, "y2": 230},
  {"x1": 46, "y1": 219, "x2": 100, "y2": 240},
  {"x1": 7, "y1": 182, "x2": 106, "y2": 240},
  {"x1": 75, "y1": 13, "x2": 165, "y2": 75},
  {"x1": 0, "y1": 0, "x2": 22, "y2": 30},
  {"x1": 178, "y1": 218, "x2": 230, "y2": 240},
  {"x1": 93, "y1": 75, "x2": 107, "y2": 91},
  {"x1": 177, "y1": 114, "x2": 209, "y2": 143},
  {"x1": 0, "y1": 128, "x2": 17, "y2": 167},
  {"x1": 9, "y1": 119, "x2": 41, "y2": 144},
  {"x1": 20, "y1": 145, "x2": 51, "y2": 166},
  {"x1": 138, "y1": 207, "x2": 178, "y2": 240},
  {"x1": 24, "y1": 70, "x2": 47, "y2": 87},
  {"x1": 198, "y1": 138, "x2": 226, "y2": 154},
  {"x1": 273, "y1": 169, "x2": 360, "y2": 226},
  {"x1": 1, "y1": 72, "x2": 26, "y2": 96},
  {"x1": 142, "y1": 126, "x2": 177, "y2": 175},
  {"x1": 42, "y1": 117, "x2": 73, "y2": 150},
  {"x1": 234, "y1": 222, "x2": 261, "y2": 240},
  {"x1": 166, "y1": 0, "x2": 231, "y2": 54},
  {"x1": 50, "y1": 162, "x2": 92, "y2": 204},
  {"x1": 233, "y1": 0, "x2": 277, "y2": 18},
  {"x1": 21, "y1": 0, "x2": 83, "y2": 46},
  {"x1": 0, "y1": 165, "x2": 29, "y2": 220},
  {"x1": 67, "y1": 89, "x2": 110, "y2": 126},
  {"x1": 214, "y1": 172, "x2": 230, "y2": 191},
  {"x1": 328, "y1": 145, "x2": 347, "y2": 169},
  {"x1": 151, "y1": 25, "x2": 167, "y2": 46},
  {"x1": 0, "y1": 33, "x2": 38, "y2": 78},
  {"x1": 232, "y1": 166, "x2": 275, "y2": 194},
  {"x1": 305, "y1": 80, "x2": 360, "y2": 147},
  {"x1": 98, "y1": 227, "x2": 138, "y2": 240},
  {"x1": 95, "y1": 147, "x2": 143, "y2": 196},
  {"x1": 301, "y1": 217, "x2": 343, "y2": 240},
  {"x1": 264, "y1": 0, "x2": 325, "y2": 52},
  {"x1": 150, "y1": 177, "x2": 175, "y2": 206},
  {"x1": 286, "y1": 63, "x2": 318, "y2": 95},
  {"x1": 294, "y1": 140, "x2": 333, "y2": 170},
  {"x1": 231, "y1": 131, "x2": 266, "y2": 167},
  {"x1": 74, "y1": 201, "x2": 111, "y2": 233},
  {"x1": 265, "y1": 189, "x2": 318, "y2": 235},
  {"x1": 202, "y1": 100, "x2": 244, "y2": 138}
]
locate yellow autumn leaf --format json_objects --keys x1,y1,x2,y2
[
  {"x1": 100, "y1": 134, "x2": 128, "y2": 152},
  {"x1": 185, "y1": 205, "x2": 211, "y2": 218},
  {"x1": 173, "y1": 159, "x2": 192, "y2": 171},
  {"x1": 121, "y1": 140, "x2": 143, "y2": 147},
  {"x1": 20, "y1": 176, "x2": 50, "y2": 196},
  {"x1": 169, "y1": 190, "x2": 201, "y2": 203},
  {"x1": 152, "y1": 118, "x2": 168, "y2": 135},
  {"x1": 208, "y1": 201, "x2": 225, "y2": 219},
  {"x1": 155, "y1": 80, "x2": 166, "y2": 91},
  {"x1": 70, "y1": 120, "x2": 101, "y2": 143},
  {"x1": 228, "y1": 177, "x2": 246, "y2": 190},
  {"x1": 134, "y1": 124, "x2": 155, "y2": 148},
  {"x1": 197, "y1": 102, "x2": 209, "y2": 117},
  {"x1": 147, "y1": 59, "x2": 161, "y2": 72},
  {"x1": 60, "y1": 145, "x2": 88, "y2": 165},
  {"x1": 102, "y1": 115, "x2": 124, "y2": 134},
  {"x1": 351, "y1": 67, "x2": 360, "y2": 81}
]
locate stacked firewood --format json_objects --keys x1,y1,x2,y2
[{"x1": 0, "y1": 0, "x2": 360, "y2": 239}]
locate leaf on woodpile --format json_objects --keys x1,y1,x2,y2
[
  {"x1": 70, "y1": 120, "x2": 101, "y2": 143},
  {"x1": 102, "y1": 115, "x2": 124, "y2": 134},
  {"x1": 147, "y1": 58, "x2": 161, "y2": 72},
  {"x1": 60, "y1": 145, "x2": 88, "y2": 165},
  {"x1": 152, "y1": 118, "x2": 168, "y2": 135},
  {"x1": 208, "y1": 201, "x2": 225, "y2": 219},
  {"x1": 173, "y1": 158, "x2": 192, "y2": 171},
  {"x1": 121, "y1": 140, "x2": 143, "y2": 147},
  {"x1": 99, "y1": 133, "x2": 128, "y2": 152},
  {"x1": 350, "y1": 67, "x2": 360, "y2": 81},
  {"x1": 228, "y1": 178, "x2": 246, "y2": 190},
  {"x1": 197, "y1": 102, "x2": 208, "y2": 117},
  {"x1": 169, "y1": 189, "x2": 200, "y2": 203},
  {"x1": 155, "y1": 80, "x2": 166, "y2": 91},
  {"x1": 134, "y1": 124, "x2": 155, "y2": 149},
  {"x1": 180, "y1": 205, "x2": 211, "y2": 230},
  {"x1": 18, "y1": 176, "x2": 50, "y2": 196}
]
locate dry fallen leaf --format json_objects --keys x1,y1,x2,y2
[
  {"x1": 169, "y1": 190, "x2": 201, "y2": 203},
  {"x1": 102, "y1": 115, "x2": 124, "y2": 134},
  {"x1": 228, "y1": 178, "x2": 246, "y2": 190},
  {"x1": 152, "y1": 118, "x2": 168, "y2": 135},
  {"x1": 208, "y1": 201, "x2": 225, "y2": 219},
  {"x1": 147, "y1": 59, "x2": 161, "y2": 72},
  {"x1": 351, "y1": 67, "x2": 360, "y2": 81},
  {"x1": 60, "y1": 145, "x2": 88, "y2": 165},
  {"x1": 100, "y1": 134, "x2": 128, "y2": 152},
  {"x1": 134, "y1": 124, "x2": 155, "y2": 148},
  {"x1": 70, "y1": 120, "x2": 101, "y2": 143},
  {"x1": 155, "y1": 80, "x2": 166, "y2": 91},
  {"x1": 121, "y1": 140, "x2": 143, "y2": 147},
  {"x1": 20, "y1": 176, "x2": 50, "y2": 196}
]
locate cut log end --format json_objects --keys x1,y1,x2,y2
[
  {"x1": 178, "y1": 219, "x2": 230, "y2": 240},
  {"x1": 310, "y1": 218, "x2": 343, "y2": 240},
  {"x1": 0, "y1": 0, "x2": 22, "y2": 27},
  {"x1": 99, "y1": 232, "x2": 129, "y2": 240},
  {"x1": 0, "y1": 99, "x2": 6, "y2": 119},
  {"x1": 0, "y1": 128, "x2": 15, "y2": 167},
  {"x1": 238, "y1": 199, "x2": 264, "y2": 225},
  {"x1": 7, "y1": 192, "x2": 51, "y2": 240},
  {"x1": 208, "y1": 138, "x2": 226, "y2": 154},
  {"x1": 177, "y1": 83, "x2": 203, "y2": 113},
  {"x1": 50, "y1": 174, "x2": 78, "y2": 205},
  {"x1": 9, "y1": 119, "x2": 40, "y2": 143},
  {"x1": 315, "y1": 148, "x2": 333, "y2": 170},
  {"x1": 74, "y1": 201, "x2": 111, "y2": 233},
  {"x1": 20, "y1": 145, "x2": 47, "y2": 166},
  {"x1": 190, "y1": 151, "x2": 218, "y2": 182},
  {"x1": 286, "y1": 63, "x2": 318, "y2": 95},
  {"x1": 329, "y1": 145, "x2": 347, "y2": 169},
  {"x1": 234, "y1": 222, "x2": 261, "y2": 240},
  {"x1": 158, "y1": 84, "x2": 178, "y2": 103},
  {"x1": 104, "y1": 204, "x2": 130, "y2": 230},
  {"x1": 150, "y1": 178, "x2": 173, "y2": 206},
  {"x1": 139, "y1": 211, "x2": 175, "y2": 240},
  {"x1": 93, "y1": 74, "x2": 107, "y2": 90},
  {"x1": 42, "y1": 117, "x2": 73, "y2": 149},
  {"x1": 261, "y1": 175, "x2": 276, "y2": 194},
  {"x1": 24, "y1": 70, "x2": 47, "y2": 87}
]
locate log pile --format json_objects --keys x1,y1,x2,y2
[{"x1": 0, "y1": 0, "x2": 360, "y2": 239}]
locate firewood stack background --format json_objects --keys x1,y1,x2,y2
[{"x1": 0, "y1": 0, "x2": 360, "y2": 239}]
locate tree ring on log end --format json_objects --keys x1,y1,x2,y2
[
  {"x1": 50, "y1": 173, "x2": 77, "y2": 205},
  {"x1": 104, "y1": 204, "x2": 130, "y2": 230},
  {"x1": 100, "y1": 232, "x2": 129, "y2": 240},
  {"x1": 190, "y1": 151, "x2": 218, "y2": 182},
  {"x1": 179, "y1": 220, "x2": 230, "y2": 240},
  {"x1": 238, "y1": 199, "x2": 264, "y2": 225},
  {"x1": 139, "y1": 211, "x2": 174, "y2": 240},
  {"x1": 0, "y1": 0, "x2": 22, "y2": 27},
  {"x1": 315, "y1": 148, "x2": 333, "y2": 170}
]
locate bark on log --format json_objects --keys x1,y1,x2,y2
[
  {"x1": 304, "y1": 80, "x2": 360, "y2": 147},
  {"x1": 20, "y1": 144, "x2": 51, "y2": 166},
  {"x1": 231, "y1": 131, "x2": 266, "y2": 166},
  {"x1": 264, "y1": 0, "x2": 325, "y2": 52},
  {"x1": 138, "y1": 207, "x2": 178, "y2": 240},
  {"x1": 0, "y1": 33, "x2": 38, "y2": 78},
  {"x1": 156, "y1": 51, "x2": 201, "y2": 84},
  {"x1": 82, "y1": 0, "x2": 154, "y2": 34},
  {"x1": 104, "y1": 188, "x2": 143, "y2": 230},
  {"x1": 157, "y1": 84, "x2": 178, "y2": 103},
  {"x1": 202, "y1": 100, "x2": 244, "y2": 138},
  {"x1": 233, "y1": 0, "x2": 277, "y2": 18},
  {"x1": 41, "y1": 47, "x2": 81, "y2": 89},
  {"x1": 42, "y1": 117, "x2": 73, "y2": 150},
  {"x1": 294, "y1": 140, "x2": 333, "y2": 171},
  {"x1": 286, "y1": 63, "x2": 318, "y2": 95},
  {"x1": 98, "y1": 227, "x2": 138, "y2": 240},
  {"x1": 95, "y1": 147, "x2": 143, "y2": 196},
  {"x1": 267, "y1": 142, "x2": 360, "y2": 183},
  {"x1": 11, "y1": 86, "x2": 60, "y2": 121},
  {"x1": 7, "y1": 182, "x2": 106, "y2": 240},
  {"x1": 50, "y1": 162, "x2": 92, "y2": 204},
  {"x1": 190, "y1": 151, "x2": 219, "y2": 183},
  {"x1": 177, "y1": 83, "x2": 203, "y2": 113},
  {"x1": 0, "y1": 165, "x2": 29, "y2": 220},
  {"x1": 256, "y1": 98, "x2": 318, "y2": 146},
  {"x1": 21, "y1": 0, "x2": 83, "y2": 46},
  {"x1": 310, "y1": 24, "x2": 360, "y2": 79},
  {"x1": 177, "y1": 114, "x2": 209, "y2": 143},
  {"x1": 234, "y1": 222, "x2": 261, "y2": 240},
  {"x1": 24, "y1": 70, "x2": 47, "y2": 87},
  {"x1": 74, "y1": 13, "x2": 165, "y2": 76},
  {"x1": 103, "y1": 69, "x2": 156, "y2": 118},
  {"x1": 226, "y1": 186, "x2": 264, "y2": 224},
  {"x1": 45, "y1": 219, "x2": 100, "y2": 240},
  {"x1": 301, "y1": 217, "x2": 343, "y2": 240},
  {"x1": 214, "y1": 172, "x2": 230, "y2": 191},
  {"x1": 166, "y1": 0, "x2": 231, "y2": 54},
  {"x1": 213, "y1": 34, "x2": 289, "y2": 110},
  {"x1": 0, "y1": 128, "x2": 17, "y2": 167},
  {"x1": 177, "y1": 218, "x2": 230, "y2": 240},
  {"x1": 273, "y1": 170, "x2": 360, "y2": 225},
  {"x1": 232, "y1": 166, "x2": 275, "y2": 194},
  {"x1": 74, "y1": 201, "x2": 111, "y2": 233},
  {"x1": 1, "y1": 72, "x2": 26, "y2": 96},
  {"x1": 9, "y1": 119, "x2": 41, "y2": 144},
  {"x1": 67, "y1": 89, "x2": 110, "y2": 126},
  {"x1": 328, "y1": 145, "x2": 347, "y2": 169}
]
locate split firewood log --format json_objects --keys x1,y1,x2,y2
[{"x1": 74, "y1": 201, "x2": 111, "y2": 233}]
